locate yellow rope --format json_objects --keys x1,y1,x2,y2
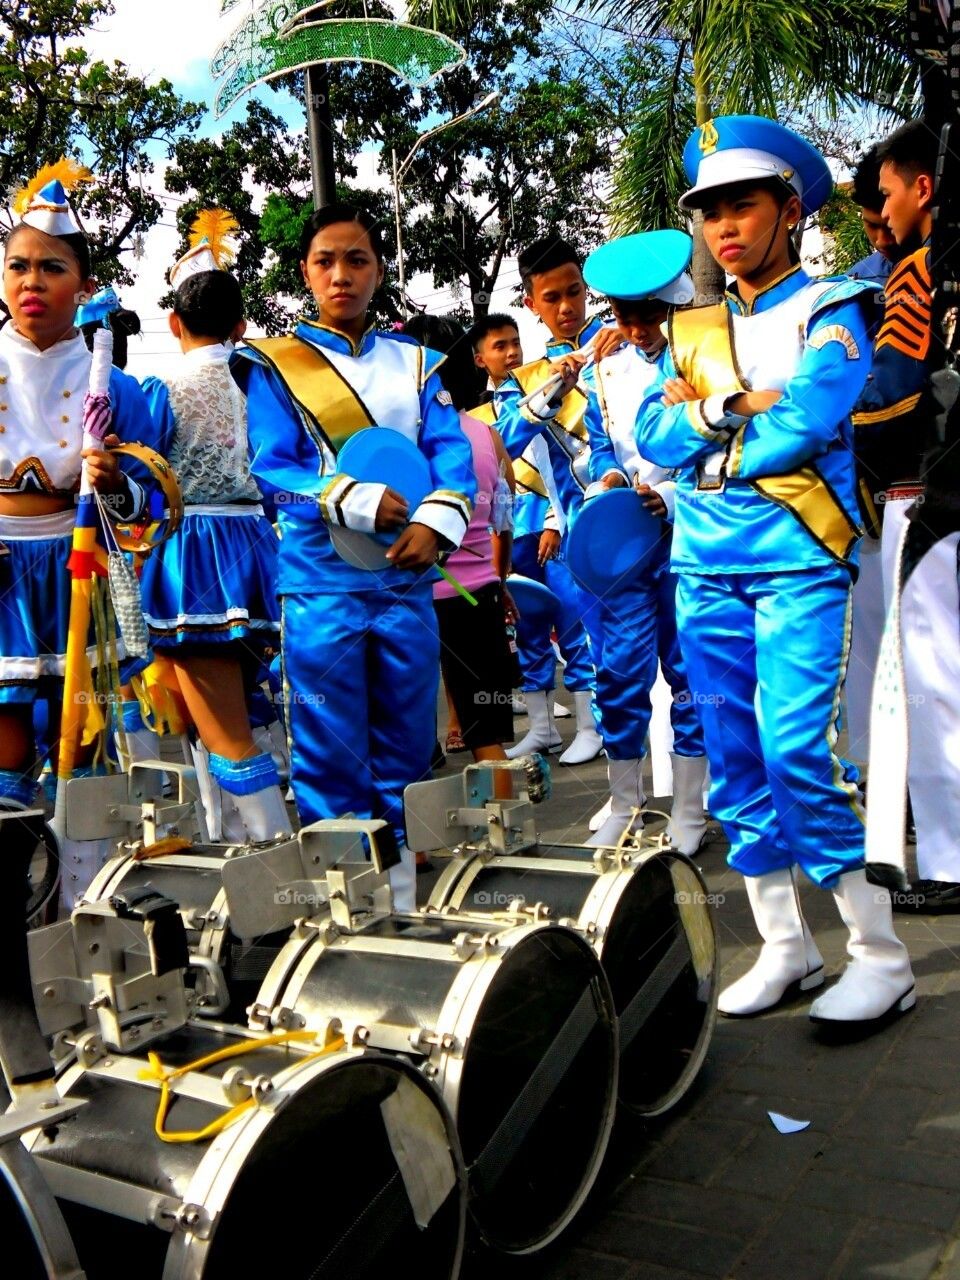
[{"x1": 138, "y1": 1029, "x2": 346, "y2": 1144}]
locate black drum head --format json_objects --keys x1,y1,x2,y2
[
  {"x1": 603, "y1": 854, "x2": 717, "y2": 1116},
  {"x1": 455, "y1": 927, "x2": 617, "y2": 1254}
]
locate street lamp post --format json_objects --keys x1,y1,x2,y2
[{"x1": 391, "y1": 91, "x2": 499, "y2": 318}]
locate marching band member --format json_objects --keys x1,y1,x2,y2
[
  {"x1": 854, "y1": 122, "x2": 960, "y2": 911},
  {"x1": 496, "y1": 238, "x2": 608, "y2": 766},
  {"x1": 139, "y1": 213, "x2": 289, "y2": 844},
  {"x1": 637, "y1": 116, "x2": 914, "y2": 1026},
  {"x1": 578, "y1": 231, "x2": 708, "y2": 851},
  {"x1": 844, "y1": 144, "x2": 898, "y2": 766},
  {"x1": 231, "y1": 204, "x2": 474, "y2": 910},
  {"x1": 468, "y1": 314, "x2": 587, "y2": 755},
  {"x1": 0, "y1": 163, "x2": 158, "y2": 901},
  {"x1": 404, "y1": 314, "x2": 518, "y2": 793}
]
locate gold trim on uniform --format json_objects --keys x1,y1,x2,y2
[
  {"x1": 511, "y1": 358, "x2": 589, "y2": 440},
  {"x1": 670, "y1": 297, "x2": 861, "y2": 564},
  {"x1": 751, "y1": 467, "x2": 862, "y2": 563},
  {"x1": 245, "y1": 336, "x2": 376, "y2": 455}
]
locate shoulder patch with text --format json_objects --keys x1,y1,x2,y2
[{"x1": 808, "y1": 324, "x2": 860, "y2": 360}]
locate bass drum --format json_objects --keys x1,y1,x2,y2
[
  {"x1": 26, "y1": 1024, "x2": 466, "y2": 1280},
  {"x1": 84, "y1": 847, "x2": 289, "y2": 1019},
  {"x1": 252, "y1": 914, "x2": 618, "y2": 1256},
  {"x1": 428, "y1": 846, "x2": 718, "y2": 1117}
]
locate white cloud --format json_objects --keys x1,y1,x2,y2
[{"x1": 83, "y1": 0, "x2": 232, "y2": 86}]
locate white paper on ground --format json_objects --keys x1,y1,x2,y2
[{"x1": 768, "y1": 1111, "x2": 810, "y2": 1134}]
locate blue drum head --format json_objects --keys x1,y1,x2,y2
[
  {"x1": 505, "y1": 574, "x2": 560, "y2": 629},
  {"x1": 331, "y1": 428, "x2": 434, "y2": 567},
  {"x1": 566, "y1": 489, "x2": 664, "y2": 595}
]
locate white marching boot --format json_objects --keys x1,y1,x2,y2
[
  {"x1": 553, "y1": 701, "x2": 571, "y2": 718},
  {"x1": 229, "y1": 785, "x2": 293, "y2": 843},
  {"x1": 511, "y1": 694, "x2": 527, "y2": 716},
  {"x1": 665, "y1": 753, "x2": 709, "y2": 855},
  {"x1": 589, "y1": 796, "x2": 612, "y2": 832},
  {"x1": 116, "y1": 724, "x2": 161, "y2": 771},
  {"x1": 506, "y1": 690, "x2": 562, "y2": 758},
  {"x1": 389, "y1": 844, "x2": 417, "y2": 913},
  {"x1": 558, "y1": 691, "x2": 604, "y2": 766},
  {"x1": 587, "y1": 759, "x2": 644, "y2": 847},
  {"x1": 60, "y1": 837, "x2": 116, "y2": 915},
  {"x1": 719, "y1": 868, "x2": 825, "y2": 1016},
  {"x1": 809, "y1": 870, "x2": 916, "y2": 1023},
  {"x1": 253, "y1": 721, "x2": 290, "y2": 784}
]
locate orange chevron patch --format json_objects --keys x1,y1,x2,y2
[{"x1": 876, "y1": 248, "x2": 931, "y2": 361}]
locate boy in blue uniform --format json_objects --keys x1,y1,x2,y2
[
  {"x1": 577, "y1": 231, "x2": 708, "y2": 850},
  {"x1": 637, "y1": 116, "x2": 914, "y2": 1026},
  {"x1": 496, "y1": 238, "x2": 607, "y2": 766},
  {"x1": 231, "y1": 205, "x2": 474, "y2": 909},
  {"x1": 468, "y1": 313, "x2": 589, "y2": 755}
]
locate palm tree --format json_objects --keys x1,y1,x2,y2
[{"x1": 577, "y1": 0, "x2": 917, "y2": 292}]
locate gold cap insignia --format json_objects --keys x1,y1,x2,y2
[
  {"x1": 782, "y1": 168, "x2": 794, "y2": 180},
  {"x1": 699, "y1": 121, "x2": 720, "y2": 155}
]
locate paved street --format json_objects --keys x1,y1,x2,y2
[{"x1": 447, "y1": 695, "x2": 960, "y2": 1280}]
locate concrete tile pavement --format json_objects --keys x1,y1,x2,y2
[{"x1": 448, "y1": 695, "x2": 960, "y2": 1280}]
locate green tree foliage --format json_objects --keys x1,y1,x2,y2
[
  {"x1": 0, "y1": 0, "x2": 203, "y2": 286},
  {"x1": 576, "y1": 0, "x2": 918, "y2": 292},
  {"x1": 167, "y1": 0, "x2": 617, "y2": 325},
  {"x1": 164, "y1": 99, "x2": 313, "y2": 333},
  {"x1": 818, "y1": 188, "x2": 870, "y2": 276}
]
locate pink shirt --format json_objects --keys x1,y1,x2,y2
[{"x1": 433, "y1": 412, "x2": 499, "y2": 599}]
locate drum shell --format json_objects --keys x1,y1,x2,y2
[
  {"x1": 84, "y1": 849, "x2": 286, "y2": 1016},
  {"x1": 254, "y1": 914, "x2": 619, "y2": 1255},
  {"x1": 26, "y1": 1024, "x2": 466, "y2": 1280},
  {"x1": 429, "y1": 847, "x2": 718, "y2": 1117}
]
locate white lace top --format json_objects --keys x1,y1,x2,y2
[{"x1": 155, "y1": 344, "x2": 261, "y2": 505}]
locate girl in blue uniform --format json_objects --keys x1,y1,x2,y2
[
  {"x1": 231, "y1": 205, "x2": 474, "y2": 909},
  {"x1": 637, "y1": 116, "x2": 914, "y2": 1027},
  {"x1": 139, "y1": 224, "x2": 289, "y2": 844},
  {"x1": 0, "y1": 167, "x2": 158, "y2": 903}
]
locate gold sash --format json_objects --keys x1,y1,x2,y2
[
  {"x1": 668, "y1": 304, "x2": 749, "y2": 397},
  {"x1": 667, "y1": 307, "x2": 861, "y2": 564},
  {"x1": 245, "y1": 336, "x2": 375, "y2": 454},
  {"x1": 511, "y1": 357, "x2": 589, "y2": 442},
  {"x1": 469, "y1": 399, "x2": 549, "y2": 498},
  {"x1": 469, "y1": 401, "x2": 497, "y2": 425}
]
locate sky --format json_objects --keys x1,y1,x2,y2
[{"x1": 77, "y1": 0, "x2": 544, "y2": 374}]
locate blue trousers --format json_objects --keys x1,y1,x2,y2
[
  {"x1": 511, "y1": 533, "x2": 595, "y2": 693},
  {"x1": 591, "y1": 556, "x2": 704, "y2": 761},
  {"x1": 281, "y1": 588, "x2": 438, "y2": 849},
  {"x1": 676, "y1": 568, "x2": 864, "y2": 888}
]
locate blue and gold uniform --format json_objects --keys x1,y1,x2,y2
[
  {"x1": 496, "y1": 319, "x2": 604, "y2": 762},
  {"x1": 639, "y1": 264, "x2": 875, "y2": 887},
  {"x1": 232, "y1": 320, "x2": 473, "y2": 909},
  {"x1": 637, "y1": 115, "x2": 914, "y2": 1026},
  {"x1": 576, "y1": 229, "x2": 707, "y2": 848}
]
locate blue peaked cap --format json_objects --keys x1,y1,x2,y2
[
  {"x1": 584, "y1": 230, "x2": 694, "y2": 303},
  {"x1": 680, "y1": 115, "x2": 833, "y2": 218}
]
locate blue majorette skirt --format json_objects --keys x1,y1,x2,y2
[
  {"x1": 0, "y1": 509, "x2": 137, "y2": 703},
  {"x1": 139, "y1": 504, "x2": 280, "y2": 657}
]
